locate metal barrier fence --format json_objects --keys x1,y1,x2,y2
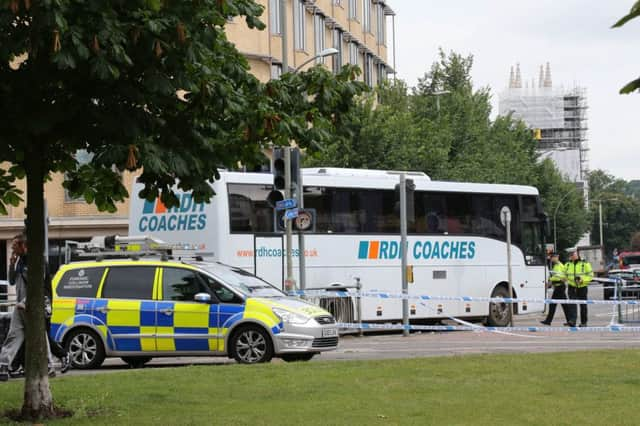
[
  {"x1": 614, "y1": 280, "x2": 640, "y2": 324},
  {"x1": 299, "y1": 280, "x2": 363, "y2": 334}
]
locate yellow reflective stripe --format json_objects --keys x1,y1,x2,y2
[
  {"x1": 173, "y1": 303, "x2": 210, "y2": 328},
  {"x1": 96, "y1": 267, "x2": 109, "y2": 297},
  {"x1": 156, "y1": 327, "x2": 176, "y2": 351},
  {"x1": 106, "y1": 300, "x2": 142, "y2": 326},
  {"x1": 140, "y1": 326, "x2": 156, "y2": 351},
  {"x1": 154, "y1": 267, "x2": 162, "y2": 300},
  {"x1": 243, "y1": 299, "x2": 280, "y2": 328}
]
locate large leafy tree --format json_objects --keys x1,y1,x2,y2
[
  {"x1": 613, "y1": 0, "x2": 640, "y2": 94},
  {"x1": 0, "y1": 0, "x2": 364, "y2": 420},
  {"x1": 534, "y1": 159, "x2": 589, "y2": 255},
  {"x1": 588, "y1": 170, "x2": 640, "y2": 254}
]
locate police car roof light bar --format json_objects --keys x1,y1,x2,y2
[{"x1": 65, "y1": 235, "x2": 200, "y2": 262}]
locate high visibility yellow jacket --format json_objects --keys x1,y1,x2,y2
[
  {"x1": 549, "y1": 262, "x2": 566, "y2": 286},
  {"x1": 565, "y1": 260, "x2": 593, "y2": 288}
]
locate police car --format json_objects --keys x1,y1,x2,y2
[{"x1": 51, "y1": 236, "x2": 338, "y2": 369}]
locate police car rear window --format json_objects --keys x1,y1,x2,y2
[
  {"x1": 101, "y1": 266, "x2": 155, "y2": 300},
  {"x1": 57, "y1": 267, "x2": 105, "y2": 297}
]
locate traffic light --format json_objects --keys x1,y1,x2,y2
[
  {"x1": 273, "y1": 148, "x2": 286, "y2": 190},
  {"x1": 272, "y1": 147, "x2": 300, "y2": 191},
  {"x1": 395, "y1": 178, "x2": 415, "y2": 223}
]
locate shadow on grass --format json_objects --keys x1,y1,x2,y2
[{"x1": 4, "y1": 405, "x2": 73, "y2": 423}]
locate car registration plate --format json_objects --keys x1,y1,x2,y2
[{"x1": 322, "y1": 328, "x2": 338, "y2": 337}]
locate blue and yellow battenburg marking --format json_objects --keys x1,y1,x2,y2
[
  {"x1": 51, "y1": 297, "x2": 284, "y2": 353},
  {"x1": 358, "y1": 240, "x2": 477, "y2": 260}
]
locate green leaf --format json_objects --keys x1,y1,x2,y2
[
  {"x1": 619, "y1": 78, "x2": 640, "y2": 94},
  {"x1": 612, "y1": 1, "x2": 640, "y2": 28}
]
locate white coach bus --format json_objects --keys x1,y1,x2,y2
[{"x1": 129, "y1": 168, "x2": 548, "y2": 326}]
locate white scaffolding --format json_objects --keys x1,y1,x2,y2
[{"x1": 498, "y1": 63, "x2": 589, "y2": 183}]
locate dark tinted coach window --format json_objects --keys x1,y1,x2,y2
[
  {"x1": 101, "y1": 266, "x2": 155, "y2": 300},
  {"x1": 56, "y1": 267, "x2": 106, "y2": 298}
]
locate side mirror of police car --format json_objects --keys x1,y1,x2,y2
[{"x1": 194, "y1": 293, "x2": 212, "y2": 304}]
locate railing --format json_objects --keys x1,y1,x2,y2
[
  {"x1": 614, "y1": 279, "x2": 640, "y2": 324},
  {"x1": 298, "y1": 278, "x2": 363, "y2": 335}
]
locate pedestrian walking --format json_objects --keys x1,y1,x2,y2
[
  {"x1": 540, "y1": 253, "x2": 570, "y2": 325},
  {"x1": 0, "y1": 233, "x2": 56, "y2": 381},
  {"x1": 565, "y1": 248, "x2": 593, "y2": 327}
]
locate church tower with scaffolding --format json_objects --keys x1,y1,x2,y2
[{"x1": 499, "y1": 62, "x2": 589, "y2": 190}]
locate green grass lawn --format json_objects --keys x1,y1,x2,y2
[{"x1": 1, "y1": 350, "x2": 638, "y2": 425}]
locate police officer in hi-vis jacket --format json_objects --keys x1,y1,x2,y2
[
  {"x1": 541, "y1": 253, "x2": 570, "y2": 326},
  {"x1": 565, "y1": 248, "x2": 593, "y2": 327}
]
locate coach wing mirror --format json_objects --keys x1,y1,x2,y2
[
  {"x1": 541, "y1": 213, "x2": 550, "y2": 238},
  {"x1": 194, "y1": 293, "x2": 212, "y2": 304}
]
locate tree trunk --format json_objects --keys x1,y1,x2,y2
[{"x1": 21, "y1": 150, "x2": 54, "y2": 420}]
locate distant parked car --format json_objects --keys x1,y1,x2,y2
[{"x1": 604, "y1": 269, "x2": 640, "y2": 300}]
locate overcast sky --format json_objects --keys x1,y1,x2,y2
[{"x1": 390, "y1": 0, "x2": 640, "y2": 181}]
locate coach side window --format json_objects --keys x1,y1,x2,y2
[
  {"x1": 100, "y1": 266, "x2": 155, "y2": 300},
  {"x1": 227, "y1": 184, "x2": 274, "y2": 233},
  {"x1": 444, "y1": 194, "x2": 473, "y2": 234},
  {"x1": 415, "y1": 192, "x2": 447, "y2": 234}
]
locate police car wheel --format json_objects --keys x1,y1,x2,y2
[
  {"x1": 121, "y1": 356, "x2": 152, "y2": 369},
  {"x1": 230, "y1": 326, "x2": 273, "y2": 364},
  {"x1": 281, "y1": 353, "x2": 316, "y2": 362},
  {"x1": 65, "y1": 328, "x2": 105, "y2": 370},
  {"x1": 486, "y1": 286, "x2": 512, "y2": 327}
]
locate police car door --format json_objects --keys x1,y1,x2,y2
[
  {"x1": 98, "y1": 265, "x2": 157, "y2": 353},
  {"x1": 157, "y1": 266, "x2": 219, "y2": 353}
]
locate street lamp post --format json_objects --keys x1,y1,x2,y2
[
  {"x1": 293, "y1": 48, "x2": 339, "y2": 73},
  {"x1": 553, "y1": 189, "x2": 576, "y2": 251},
  {"x1": 590, "y1": 196, "x2": 625, "y2": 255},
  {"x1": 432, "y1": 90, "x2": 450, "y2": 112}
]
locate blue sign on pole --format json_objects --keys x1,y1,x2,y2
[
  {"x1": 285, "y1": 208, "x2": 299, "y2": 220},
  {"x1": 276, "y1": 198, "x2": 297, "y2": 210}
]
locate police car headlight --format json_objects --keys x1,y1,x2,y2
[{"x1": 272, "y1": 308, "x2": 310, "y2": 325}]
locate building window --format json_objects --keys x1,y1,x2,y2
[
  {"x1": 271, "y1": 63, "x2": 282, "y2": 79},
  {"x1": 377, "y1": 63, "x2": 387, "y2": 85},
  {"x1": 314, "y1": 14, "x2": 326, "y2": 64},
  {"x1": 364, "y1": 54, "x2": 373, "y2": 87},
  {"x1": 269, "y1": 0, "x2": 282, "y2": 35},
  {"x1": 376, "y1": 4, "x2": 386, "y2": 45},
  {"x1": 362, "y1": 0, "x2": 371, "y2": 32},
  {"x1": 332, "y1": 29, "x2": 343, "y2": 73},
  {"x1": 294, "y1": 0, "x2": 306, "y2": 50},
  {"x1": 349, "y1": 42, "x2": 358, "y2": 65},
  {"x1": 348, "y1": 0, "x2": 357, "y2": 20}
]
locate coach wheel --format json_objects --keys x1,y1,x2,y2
[
  {"x1": 487, "y1": 286, "x2": 512, "y2": 327},
  {"x1": 281, "y1": 353, "x2": 316, "y2": 362},
  {"x1": 121, "y1": 356, "x2": 153, "y2": 369},
  {"x1": 65, "y1": 328, "x2": 105, "y2": 370},
  {"x1": 230, "y1": 325, "x2": 273, "y2": 364}
]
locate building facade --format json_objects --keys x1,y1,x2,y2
[
  {"x1": 227, "y1": 0, "x2": 395, "y2": 84},
  {"x1": 0, "y1": 0, "x2": 396, "y2": 278}
]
